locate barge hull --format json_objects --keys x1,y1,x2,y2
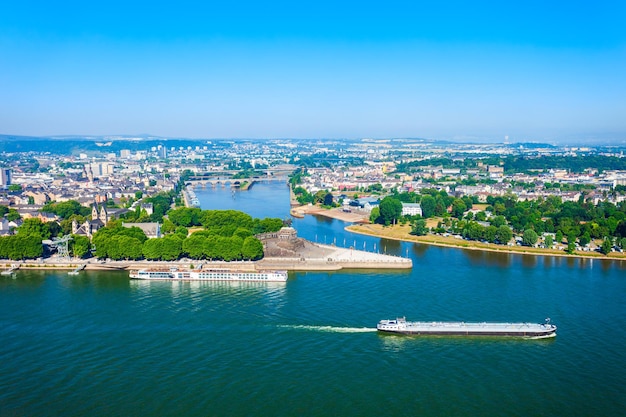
[
  {"x1": 377, "y1": 317, "x2": 557, "y2": 338},
  {"x1": 377, "y1": 330, "x2": 556, "y2": 337}
]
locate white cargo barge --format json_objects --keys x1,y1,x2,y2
[
  {"x1": 129, "y1": 267, "x2": 288, "y2": 282},
  {"x1": 377, "y1": 317, "x2": 557, "y2": 338}
]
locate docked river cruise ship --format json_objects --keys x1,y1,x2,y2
[
  {"x1": 129, "y1": 267, "x2": 288, "y2": 282},
  {"x1": 377, "y1": 317, "x2": 557, "y2": 338}
]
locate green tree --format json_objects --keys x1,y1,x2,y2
[
  {"x1": 369, "y1": 207, "x2": 380, "y2": 224},
  {"x1": 484, "y1": 225, "x2": 497, "y2": 243},
  {"x1": 475, "y1": 211, "x2": 487, "y2": 222},
  {"x1": 323, "y1": 192, "x2": 334, "y2": 206},
  {"x1": 220, "y1": 236, "x2": 243, "y2": 261},
  {"x1": 161, "y1": 235, "x2": 183, "y2": 261},
  {"x1": 46, "y1": 221, "x2": 62, "y2": 238},
  {"x1": 493, "y1": 202, "x2": 506, "y2": 215},
  {"x1": 567, "y1": 232, "x2": 577, "y2": 246},
  {"x1": 142, "y1": 238, "x2": 163, "y2": 260},
  {"x1": 522, "y1": 229, "x2": 538, "y2": 246},
  {"x1": 161, "y1": 218, "x2": 176, "y2": 234},
  {"x1": 182, "y1": 234, "x2": 206, "y2": 259},
  {"x1": 579, "y1": 232, "x2": 591, "y2": 247},
  {"x1": 544, "y1": 234, "x2": 554, "y2": 248},
  {"x1": 463, "y1": 222, "x2": 485, "y2": 241},
  {"x1": 496, "y1": 225, "x2": 513, "y2": 244},
  {"x1": 555, "y1": 230, "x2": 564, "y2": 243},
  {"x1": 175, "y1": 226, "x2": 189, "y2": 237},
  {"x1": 203, "y1": 235, "x2": 220, "y2": 259},
  {"x1": 252, "y1": 218, "x2": 284, "y2": 234},
  {"x1": 17, "y1": 218, "x2": 51, "y2": 239},
  {"x1": 42, "y1": 200, "x2": 90, "y2": 219},
  {"x1": 71, "y1": 235, "x2": 91, "y2": 258},
  {"x1": 490, "y1": 215, "x2": 506, "y2": 227},
  {"x1": 168, "y1": 207, "x2": 202, "y2": 227},
  {"x1": 601, "y1": 237, "x2": 613, "y2": 255},
  {"x1": 241, "y1": 236, "x2": 264, "y2": 260},
  {"x1": 11, "y1": 235, "x2": 44, "y2": 259},
  {"x1": 201, "y1": 210, "x2": 253, "y2": 230},
  {"x1": 420, "y1": 195, "x2": 436, "y2": 218},
  {"x1": 378, "y1": 197, "x2": 402, "y2": 225},
  {"x1": 313, "y1": 190, "x2": 327, "y2": 204},
  {"x1": 451, "y1": 199, "x2": 467, "y2": 219},
  {"x1": 233, "y1": 227, "x2": 252, "y2": 240},
  {"x1": 410, "y1": 219, "x2": 428, "y2": 236}
]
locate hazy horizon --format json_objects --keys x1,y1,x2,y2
[{"x1": 2, "y1": 2, "x2": 625, "y2": 142}]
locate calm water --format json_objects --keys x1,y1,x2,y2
[{"x1": 2, "y1": 182, "x2": 626, "y2": 416}]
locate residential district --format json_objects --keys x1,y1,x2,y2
[{"x1": 1, "y1": 135, "x2": 626, "y2": 260}]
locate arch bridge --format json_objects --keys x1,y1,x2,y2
[{"x1": 186, "y1": 175, "x2": 288, "y2": 188}]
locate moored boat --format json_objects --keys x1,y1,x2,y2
[
  {"x1": 129, "y1": 267, "x2": 288, "y2": 282},
  {"x1": 377, "y1": 317, "x2": 557, "y2": 338}
]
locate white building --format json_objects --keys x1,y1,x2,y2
[{"x1": 402, "y1": 203, "x2": 422, "y2": 217}]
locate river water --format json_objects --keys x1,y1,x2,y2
[{"x1": 1, "y1": 182, "x2": 625, "y2": 416}]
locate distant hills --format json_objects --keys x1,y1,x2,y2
[{"x1": 0, "y1": 133, "x2": 621, "y2": 156}]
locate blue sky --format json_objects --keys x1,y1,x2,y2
[{"x1": 1, "y1": 1, "x2": 625, "y2": 142}]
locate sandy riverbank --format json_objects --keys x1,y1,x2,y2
[{"x1": 346, "y1": 223, "x2": 626, "y2": 261}]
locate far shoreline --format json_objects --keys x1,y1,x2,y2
[
  {"x1": 290, "y1": 204, "x2": 626, "y2": 262},
  {"x1": 346, "y1": 223, "x2": 626, "y2": 262}
]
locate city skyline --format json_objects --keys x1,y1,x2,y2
[{"x1": 1, "y1": 1, "x2": 625, "y2": 143}]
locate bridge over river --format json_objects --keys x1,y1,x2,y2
[{"x1": 186, "y1": 175, "x2": 288, "y2": 189}]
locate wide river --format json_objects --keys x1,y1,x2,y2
[{"x1": 2, "y1": 182, "x2": 626, "y2": 416}]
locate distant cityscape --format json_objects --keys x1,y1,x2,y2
[{"x1": 2, "y1": 136, "x2": 626, "y2": 211}]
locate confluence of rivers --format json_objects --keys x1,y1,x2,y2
[{"x1": 1, "y1": 181, "x2": 625, "y2": 417}]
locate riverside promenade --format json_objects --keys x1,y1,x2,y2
[{"x1": 2, "y1": 240, "x2": 412, "y2": 274}]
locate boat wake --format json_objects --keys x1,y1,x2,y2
[{"x1": 279, "y1": 325, "x2": 377, "y2": 333}]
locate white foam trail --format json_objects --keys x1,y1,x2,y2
[{"x1": 279, "y1": 325, "x2": 377, "y2": 333}]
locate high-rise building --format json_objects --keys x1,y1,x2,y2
[
  {"x1": 0, "y1": 168, "x2": 11, "y2": 189},
  {"x1": 88, "y1": 162, "x2": 114, "y2": 178}
]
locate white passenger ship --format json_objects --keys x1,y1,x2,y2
[{"x1": 129, "y1": 267, "x2": 288, "y2": 282}]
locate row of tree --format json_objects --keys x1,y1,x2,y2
[
  {"x1": 166, "y1": 207, "x2": 284, "y2": 234},
  {"x1": 362, "y1": 188, "x2": 626, "y2": 252},
  {"x1": 0, "y1": 235, "x2": 44, "y2": 260},
  {"x1": 395, "y1": 155, "x2": 626, "y2": 175},
  {"x1": 91, "y1": 221, "x2": 266, "y2": 262}
]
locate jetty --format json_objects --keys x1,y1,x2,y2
[
  {"x1": 1, "y1": 264, "x2": 20, "y2": 275},
  {"x1": 68, "y1": 263, "x2": 87, "y2": 275}
]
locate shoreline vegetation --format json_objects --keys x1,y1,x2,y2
[
  {"x1": 293, "y1": 205, "x2": 626, "y2": 261},
  {"x1": 3, "y1": 204, "x2": 624, "y2": 274}
]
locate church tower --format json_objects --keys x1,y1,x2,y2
[
  {"x1": 99, "y1": 205, "x2": 108, "y2": 224},
  {"x1": 91, "y1": 202, "x2": 99, "y2": 220}
]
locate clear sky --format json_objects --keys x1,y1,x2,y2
[{"x1": 1, "y1": 1, "x2": 625, "y2": 142}]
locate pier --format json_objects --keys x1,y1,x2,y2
[
  {"x1": 1, "y1": 264, "x2": 20, "y2": 275},
  {"x1": 68, "y1": 263, "x2": 87, "y2": 275}
]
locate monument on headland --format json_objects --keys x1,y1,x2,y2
[{"x1": 256, "y1": 227, "x2": 412, "y2": 271}]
